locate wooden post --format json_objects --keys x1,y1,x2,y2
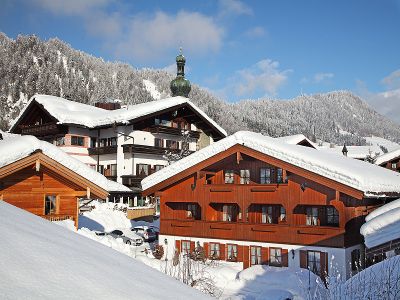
[
  {"x1": 86, "y1": 187, "x2": 90, "y2": 199},
  {"x1": 35, "y1": 159, "x2": 40, "y2": 172}
]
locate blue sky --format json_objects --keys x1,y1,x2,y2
[{"x1": 1, "y1": 0, "x2": 400, "y2": 108}]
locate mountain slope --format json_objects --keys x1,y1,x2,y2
[{"x1": 1, "y1": 32, "x2": 400, "y2": 145}]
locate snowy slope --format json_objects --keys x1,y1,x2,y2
[
  {"x1": 0, "y1": 135, "x2": 130, "y2": 193},
  {"x1": 142, "y1": 131, "x2": 400, "y2": 196},
  {"x1": 0, "y1": 201, "x2": 208, "y2": 300}
]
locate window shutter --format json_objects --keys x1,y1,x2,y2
[
  {"x1": 282, "y1": 249, "x2": 289, "y2": 267},
  {"x1": 261, "y1": 247, "x2": 269, "y2": 265},
  {"x1": 300, "y1": 250, "x2": 307, "y2": 269},
  {"x1": 219, "y1": 244, "x2": 225, "y2": 260},
  {"x1": 203, "y1": 242, "x2": 208, "y2": 257},
  {"x1": 320, "y1": 252, "x2": 328, "y2": 281},
  {"x1": 175, "y1": 240, "x2": 181, "y2": 253},
  {"x1": 243, "y1": 245, "x2": 250, "y2": 269},
  {"x1": 190, "y1": 241, "x2": 195, "y2": 253},
  {"x1": 237, "y1": 245, "x2": 243, "y2": 262}
]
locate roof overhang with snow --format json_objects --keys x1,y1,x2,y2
[
  {"x1": 0, "y1": 135, "x2": 131, "y2": 194},
  {"x1": 375, "y1": 149, "x2": 400, "y2": 166},
  {"x1": 10, "y1": 95, "x2": 227, "y2": 140},
  {"x1": 142, "y1": 131, "x2": 400, "y2": 199}
]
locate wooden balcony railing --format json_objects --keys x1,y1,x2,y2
[
  {"x1": 160, "y1": 219, "x2": 345, "y2": 247},
  {"x1": 127, "y1": 207, "x2": 156, "y2": 219},
  {"x1": 19, "y1": 122, "x2": 62, "y2": 136},
  {"x1": 122, "y1": 144, "x2": 194, "y2": 156},
  {"x1": 88, "y1": 145, "x2": 118, "y2": 155},
  {"x1": 40, "y1": 214, "x2": 75, "y2": 222},
  {"x1": 147, "y1": 125, "x2": 201, "y2": 139}
]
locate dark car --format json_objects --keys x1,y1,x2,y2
[{"x1": 131, "y1": 226, "x2": 157, "y2": 242}]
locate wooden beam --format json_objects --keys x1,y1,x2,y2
[
  {"x1": 236, "y1": 151, "x2": 243, "y2": 165},
  {"x1": 87, "y1": 187, "x2": 91, "y2": 199},
  {"x1": 35, "y1": 159, "x2": 40, "y2": 172}
]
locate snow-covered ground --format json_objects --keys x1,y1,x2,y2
[
  {"x1": 0, "y1": 201, "x2": 207, "y2": 300},
  {"x1": 69, "y1": 201, "x2": 325, "y2": 299}
]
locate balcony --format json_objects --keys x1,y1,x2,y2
[
  {"x1": 88, "y1": 145, "x2": 117, "y2": 155},
  {"x1": 19, "y1": 122, "x2": 64, "y2": 136},
  {"x1": 148, "y1": 125, "x2": 200, "y2": 139},
  {"x1": 160, "y1": 219, "x2": 345, "y2": 247},
  {"x1": 122, "y1": 144, "x2": 194, "y2": 156},
  {"x1": 122, "y1": 175, "x2": 144, "y2": 188},
  {"x1": 40, "y1": 214, "x2": 75, "y2": 223}
]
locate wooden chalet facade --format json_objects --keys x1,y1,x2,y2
[
  {"x1": 0, "y1": 136, "x2": 129, "y2": 228},
  {"x1": 142, "y1": 132, "x2": 400, "y2": 280},
  {"x1": 375, "y1": 149, "x2": 400, "y2": 173}
]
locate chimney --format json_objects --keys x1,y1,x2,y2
[{"x1": 94, "y1": 100, "x2": 121, "y2": 110}]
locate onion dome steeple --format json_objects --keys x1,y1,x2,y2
[{"x1": 170, "y1": 48, "x2": 191, "y2": 98}]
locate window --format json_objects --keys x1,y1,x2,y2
[
  {"x1": 209, "y1": 243, "x2": 220, "y2": 259},
  {"x1": 262, "y1": 205, "x2": 273, "y2": 224},
  {"x1": 277, "y1": 168, "x2": 283, "y2": 183},
  {"x1": 250, "y1": 246, "x2": 262, "y2": 265},
  {"x1": 155, "y1": 118, "x2": 161, "y2": 125},
  {"x1": 137, "y1": 164, "x2": 149, "y2": 176},
  {"x1": 223, "y1": 205, "x2": 237, "y2": 222},
  {"x1": 154, "y1": 138, "x2": 163, "y2": 148},
  {"x1": 351, "y1": 249, "x2": 362, "y2": 271},
  {"x1": 306, "y1": 207, "x2": 319, "y2": 226},
  {"x1": 56, "y1": 136, "x2": 65, "y2": 146},
  {"x1": 326, "y1": 206, "x2": 339, "y2": 226},
  {"x1": 227, "y1": 244, "x2": 238, "y2": 261},
  {"x1": 280, "y1": 206, "x2": 286, "y2": 222},
  {"x1": 166, "y1": 140, "x2": 178, "y2": 149},
  {"x1": 260, "y1": 168, "x2": 274, "y2": 184},
  {"x1": 90, "y1": 137, "x2": 97, "y2": 148},
  {"x1": 392, "y1": 163, "x2": 397, "y2": 169},
  {"x1": 99, "y1": 138, "x2": 107, "y2": 147},
  {"x1": 187, "y1": 204, "x2": 197, "y2": 219},
  {"x1": 110, "y1": 164, "x2": 117, "y2": 177},
  {"x1": 45, "y1": 195, "x2": 57, "y2": 215},
  {"x1": 270, "y1": 248, "x2": 282, "y2": 266},
  {"x1": 225, "y1": 170, "x2": 235, "y2": 184},
  {"x1": 240, "y1": 169, "x2": 250, "y2": 184},
  {"x1": 181, "y1": 241, "x2": 191, "y2": 254},
  {"x1": 108, "y1": 137, "x2": 117, "y2": 146},
  {"x1": 307, "y1": 251, "x2": 321, "y2": 276},
  {"x1": 98, "y1": 165, "x2": 104, "y2": 174},
  {"x1": 154, "y1": 165, "x2": 164, "y2": 172},
  {"x1": 71, "y1": 135, "x2": 84, "y2": 146}
]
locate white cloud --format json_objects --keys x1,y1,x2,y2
[
  {"x1": 32, "y1": 1, "x2": 224, "y2": 63},
  {"x1": 356, "y1": 78, "x2": 400, "y2": 124},
  {"x1": 218, "y1": 0, "x2": 253, "y2": 17},
  {"x1": 244, "y1": 26, "x2": 265, "y2": 38},
  {"x1": 314, "y1": 72, "x2": 334, "y2": 83},
  {"x1": 382, "y1": 69, "x2": 400, "y2": 90},
  {"x1": 114, "y1": 11, "x2": 223, "y2": 62},
  {"x1": 233, "y1": 59, "x2": 292, "y2": 97},
  {"x1": 33, "y1": 0, "x2": 112, "y2": 16}
]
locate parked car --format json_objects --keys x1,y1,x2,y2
[
  {"x1": 97, "y1": 229, "x2": 144, "y2": 246},
  {"x1": 131, "y1": 226, "x2": 157, "y2": 242}
]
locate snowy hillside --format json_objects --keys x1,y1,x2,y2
[
  {"x1": 0, "y1": 201, "x2": 207, "y2": 300},
  {"x1": 1, "y1": 33, "x2": 400, "y2": 145}
]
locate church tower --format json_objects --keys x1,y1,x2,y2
[{"x1": 170, "y1": 48, "x2": 191, "y2": 98}]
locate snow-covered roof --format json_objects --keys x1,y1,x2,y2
[
  {"x1": 0, "y1": 135, "x2": 130, "y2": 193},
  {"x1": 10, "y1": 94, "x2": 227, "y2": 137},
  {"x1": 319, "y1": 145, "x2": 383, "y2": 160},
  {"x1": 0, "y1": 201, "x2": 207, "y2": 300},
  {"x1": 360, "y1": 198, "x2": 400, "y2": 248},
  {"x1": 276, "y1": 134, "x2": 316, "y2": 148},
  {"x1": 375, "y1": 148, "x2": 400, "y2": 166},
  {"x1": 142, "y1": 131, "x2": 400, "y2": 197}
]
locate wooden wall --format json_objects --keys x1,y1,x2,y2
[
  {"x1": 1, "y1": 165, "x2": 80, "y2": 226},
  {"x1": 157, "y1": 152, "x2": 384, "y2": 249}
]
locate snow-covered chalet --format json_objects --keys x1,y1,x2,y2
[
  {"x1": 141, "y1": 131, "x2": 400, "y2": 281},
  {"x1": 9, "y1": 52, "x2": 227, "y2": 210}
]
